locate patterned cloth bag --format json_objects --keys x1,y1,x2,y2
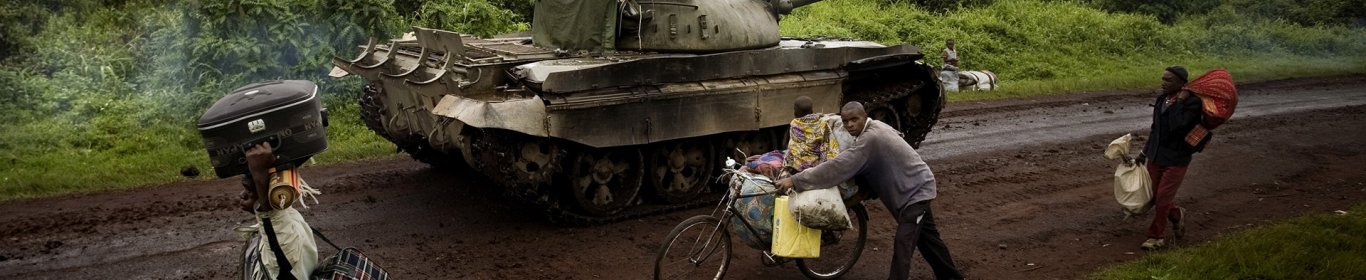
[
  {"x1": 742, "y1": 151, "x2": 786, "y2": 179},
  {"x1": 785, "y1": 114, "x2": 841, "y2": 171},
  {"x1": 727, "y1": 172, "x2": 776, "y2": 250},
  {"x1": 1183, "y1": 68, "x2": 1238, "y2": 129},
  {"x1": 310, "y1": 229, "x2": 390, "y2": 280},
  {"x1": 312, "y1": 247, "x2": 390, "y2": 280}
]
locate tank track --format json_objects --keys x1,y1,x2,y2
[
  {"x1": 844, "y1": 64, "x2": 943, "y2": 148},
  {"x1": 459, "y1": 127, "x2": 787, "y2": 226},
  {"x1": 358, "y1": 84, "x2": 393, "y2": 142},
  {"x1": 359, "y1": 84, "x2": 463, "y2": 168},
  {"x1": 543, "y1": 193, "x2": 723, "y2": 226},
  {"x1": 460, "y1": 128, "x2": 563, "y2": 203}
]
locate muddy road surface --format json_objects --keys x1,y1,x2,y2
[{"x1": 4, "y1": 76, "x2": 1366, "y2": 279}]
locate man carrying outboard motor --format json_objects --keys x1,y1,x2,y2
[
  {"x1": 198, "y1": 80, "x2": 330, "y2": 280},
  {"x1": 777, "y1": 102, "x2": 964, "y2": 280},
  {"x1": 239, "y1": 142, "x2": 320, "y2": 280}
]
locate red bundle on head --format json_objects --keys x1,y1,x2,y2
[{"x1": 1182, "y1": 68, "x2": 1238, "y2": 129}]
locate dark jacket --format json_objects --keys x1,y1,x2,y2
[
  {"x1": 792, "y1": 120, "x2": 936, "y2": 217},
  {"x1": 1145, "y1": 92, "x2": 1205, "y2": 166}
]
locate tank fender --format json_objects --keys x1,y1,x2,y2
[
  {"x1": 845, "y1": 53, "x2": 921, "y2": 72},
  {"x1": 432, "y1": 95, "x2": 550, "y2": 137}
]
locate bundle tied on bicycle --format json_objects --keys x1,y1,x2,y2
[
  {"x1": 729, "y1": 113, "x2": 859, "y2": 246},
  {"x1": 655, "y1": 160, "x2": 870, "y2": 280},
  {"x1": 725, "y1": 169, "x2": 822, "y2": 258},
  {"x1": 785, "y1": 114, "x2": 856, "y2": 231},
  {"x1": 727, "y1": 170, "x2": 777, "y2": 250}
]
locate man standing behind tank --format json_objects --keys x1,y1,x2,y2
[
  {"x1": 776, "y1": 102, "x2": 963, "y2": 280},
  {"x1": 1137, "y1": 66, "x2": 1203, "y2": 250}
]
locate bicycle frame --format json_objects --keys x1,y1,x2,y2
[{"x1": 685, "y1": 171, "x2": 776, "y2": 265}]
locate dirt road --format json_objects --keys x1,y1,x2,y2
[{"x1": 3, "y1": 76, "x2": 1366, "y2": 279}]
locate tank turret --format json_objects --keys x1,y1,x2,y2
[{"x1": 532, "y1": 0, "x2": 826, "y2": 53}]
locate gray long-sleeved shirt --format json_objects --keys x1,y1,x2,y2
[{"x1": 792, "y1": 120, "x2": 938, "y2": 217}]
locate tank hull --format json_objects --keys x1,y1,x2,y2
[{"x1": 332, "y1": 27, "x2": 943, "y2": 224}]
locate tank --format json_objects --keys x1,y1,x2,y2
[{"x1": 330, "y1": 0, "x2": 945, "y2": 224}]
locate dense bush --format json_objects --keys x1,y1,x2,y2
[
  {"x1": 782, "y1": 0, "x2": 1366, "y2": 81},
  {"x1": 412, "y1": 0, "x2": 527, "y2": 37},
  {"x1": 0, "y1": 0, "x2": 529, "y2": 199},
  {"x1": 1214, "y1": 0, "x2": 1365, "y2": 27},
  {"x1": 892, "y1": 0, "x2": 996, "y2": 13},
  {"x1": 1088, "y1": 0, "x2": 1366, "y2": 26},
  {"x1": 1086, "y1": 0, "x2": 1219, "y2": 24}
]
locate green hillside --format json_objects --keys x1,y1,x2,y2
[
  {"x1": 0, "y1": 0, "x2": 1363, "y2": 199},
  {"x1": 781, "y1": 0, "x2": 1366, "y2": 100}
]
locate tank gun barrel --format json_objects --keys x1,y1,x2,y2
[{"x1": 772, "y1": 0, "x2": 824, "y2": 15}]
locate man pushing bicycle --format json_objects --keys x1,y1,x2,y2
[{"x1": 777, "y1": 101, "x2": 964, "y2": 280}]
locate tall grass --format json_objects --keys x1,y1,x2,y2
[
  {"x1": 1092, "y1": 203, "x2": 1366, "y2": 279},
  {"x1": 780, "y1": 0, "x2": 1366, "y2": 100},
  {"x1": 0, "y1": 0, "x2": 514, "y2": 200}
]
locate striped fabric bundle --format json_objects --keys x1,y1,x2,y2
[{"x1": 1183, "y1": 68, "x2": 1238, "y2": 129}]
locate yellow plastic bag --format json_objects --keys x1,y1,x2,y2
[{"x1": 772, "y1": 196, "x2": 821, "y2": 258}]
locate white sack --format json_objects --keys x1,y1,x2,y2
[
  {"x1": 940, "y1": 70, "x2": 959, "y2": 92},
  {"x1": 958, "y1": 70, "x2": 998, "y2": 91},
  {"x1": 1103, "y1": 134, "x2": 1153, "y2": 216},
  {"x1": 821, "y1": 115, "x2": 859, "y2": 199},
  {"x1": 1104, "y1": 134, "x2": 1133, "y2": 161},
  {"x1": 1114, "y1": 163, "x2": 1153, "y2": 216},
  {"x1": 790, "y1": 187, "x2": 853, "y2": 231}
]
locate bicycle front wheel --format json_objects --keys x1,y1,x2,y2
[
  {"x1": 796, "y1": 203, "x2": 870, "y2": 279},
  {"x1": 654, "y1": 215, "x2": 733, "y2": 280}
]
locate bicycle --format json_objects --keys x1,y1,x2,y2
[{"x1": 653, "y1": 167, "x2": 869, "y2": 280}]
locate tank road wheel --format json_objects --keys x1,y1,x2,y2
[
  {"x1": 516, "y1": 139, "x2": 560, "y2": 184},
  {"x1": 569, "y1": 149, "x2": 644, "y2": 216},
  {"x1": 769, "y1": 126, "x2": 789, "y2": 150},
  {"x1": 730, "y1": 131, "x2": 775, "y2": 159},
  {"x1": 867, "y1": 104, "x2": 902, "y2": 133},
  {"x1": 649, "y1": 140, "x2": 714, "y2": 204},
  {"x1": 900, "y1": 94, "x2": 929, "y2": 148},
  {"x1": 457, "y1": 130, "x2": 481, "y2": 170},
  {"x1": 899, "y1": 80, "x2": 943, "y2": 149}
]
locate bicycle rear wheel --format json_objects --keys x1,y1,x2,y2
[
  {"x1": 654, "y1": 215, "x2": 732, "y2": 280},
  {"x1": 796, "y1": 203, "x2": 870, "y2": 279}
]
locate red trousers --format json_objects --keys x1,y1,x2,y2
[{"x1": 1146, "y1": 162, "x2": 1187, "y2": 239}]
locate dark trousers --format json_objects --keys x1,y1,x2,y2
[
  {"x1": 890, "y1": 201, "x2": 962, "y2": 280},
  {"x1": 1146, "y1": 162, "x2": 1188, "y2": 239}
]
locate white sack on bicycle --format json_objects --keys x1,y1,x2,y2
[
  {"x1": 790, "y1": 187, "x2": 853, "y2": 231},
  {"x1": 1104, "y1": 134, "x2": 1153, "y2": 216},
  {"x1": 822, "y1": 115, "x2": 860, "y2": 199}
]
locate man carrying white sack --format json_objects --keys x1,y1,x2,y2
[{"x1": 776, "y1": 102, "x2": 963, "y2": 280}]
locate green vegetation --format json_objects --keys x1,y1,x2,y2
[
  {"x1": 1093, "y1": 203, "x2": 1366, "y2": 280},
  {"x1": 780, "y1": 0, "x2": 1366, "y2": 103},
  {"x1": 1, "y1": 0, "x2": 1363, "y2": 200},
  {"x1": 0, "y1": 0, "x2": 522, "y2": 199}
]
